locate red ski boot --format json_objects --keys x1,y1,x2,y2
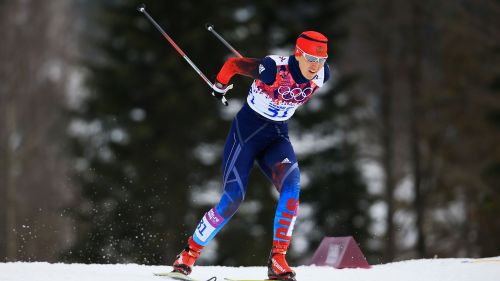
[
  {"x1": 172, "y1": 236, "x2": 204, "y2": 275},
  {"x1": 267, "y1": 240, "x2": 296, "y2": 281}
]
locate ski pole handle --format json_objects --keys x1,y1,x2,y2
[
  {"x1": 205, "y1": 23, "x2": 244, "y2": 58},
  {"x1": 138, "y1": 4, "x2": 229, "y2": 106}
]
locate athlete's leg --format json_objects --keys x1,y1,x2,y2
[
  {"x1": 257, "y1": 139, "x2": 300, "y2": 243},
  {"x1": 173, "y1": 116, "x2": 259, "y2": 275},
  {"x1": 192, "y1": 120, "x2": 257, "y2": 246},
  {"x1": 257, "y1": 138, "x2": 300, "y2": 280}
]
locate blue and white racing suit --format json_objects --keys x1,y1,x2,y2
[{"x1": 192, "y1": 55, "x2": 330, "y2": 246}]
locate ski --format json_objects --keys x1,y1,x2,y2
[{"x1": 154, "y1": 272, "x2": 216, "y2": 281}]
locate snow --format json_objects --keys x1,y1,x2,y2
[{"x1": 1, "y1": 257, "x2": 499, "y2": 281}]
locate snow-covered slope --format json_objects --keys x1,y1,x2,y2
[{"x1": 1, "y1": 257, "x2": 499, "y2": 281}]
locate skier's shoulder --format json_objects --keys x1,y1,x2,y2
[
  {"x1": 259, "y1": 55, "x2": 291, "y2": 70},
  {"x1": 258, "y1": 55, "x2": 281, "y2": 85},
  {"x1": 266, "y1": 55, "x2": 290, "y2": 66}
]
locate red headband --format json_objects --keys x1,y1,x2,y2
[{"x1": 295, "y1": 31, "x2": 328, "y2": 57}]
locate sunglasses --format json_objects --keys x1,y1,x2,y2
[{"x1": 297, "y1": 47, "x2": 327, "y2": 64}]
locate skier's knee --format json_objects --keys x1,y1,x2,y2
[
  {"x1": 217, "y1": 188, "x2": 244, "y2": 219},
  {"x1": 223, "y1": 195, "x2": 243, "y2": 218},
  {"x1": 271, "y1": 162, "x2": 300, "y2": 193}
]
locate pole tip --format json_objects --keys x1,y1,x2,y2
[
  {"x1": 137, "y1": 3, "x2": 146, "y2": 13},
  {"x1": 205, "y1": 23, "x2": 214, "y2": 31}
]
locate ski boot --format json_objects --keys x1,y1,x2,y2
[
  {"x1": 267, "y1": 240, "x2": 296, "y2": 281},
  {"x1": 172, "y1": 236, "x2": 204, "y2": 275}
]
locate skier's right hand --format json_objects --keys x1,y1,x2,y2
[{"x1": 211, "y1": 81, "x2": 233, "y2": 106}]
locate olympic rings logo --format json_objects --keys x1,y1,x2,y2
[{"x1": 278, "y1": 86, "x2": 313, "y2": 102}]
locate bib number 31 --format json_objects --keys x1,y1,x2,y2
[{"x1": 265, "y1": 104, "x2": 292, "y2": 118}]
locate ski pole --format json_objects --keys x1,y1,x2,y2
[
  {"x1": 137, "y1": 4, "x2": 228, "y2": 106},
  {"x1": 205, "y1": 23, "x2": 243, "y2": 58}
]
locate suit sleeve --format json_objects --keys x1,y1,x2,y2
[
  {"x1": 215, "y1": 56, "x2": 277, "y2": 86},
  {"x1": 216, "y1": 57, "x2": 260, "y2": 85}
]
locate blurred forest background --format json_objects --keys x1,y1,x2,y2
[{"x1": 1, "y1": 0, "x2": 500, "y2": 266}]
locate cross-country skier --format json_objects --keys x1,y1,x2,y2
[{"x1": 172, "y1": 31, "x2": 330, "y2": 281}]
